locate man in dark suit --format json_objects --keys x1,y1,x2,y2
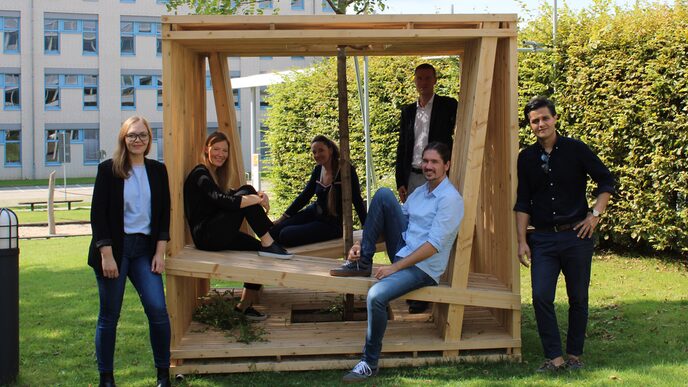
[
  {"x1": 396, "y1": 63, "x2": 458, "y2": 203},
  {"x1": 395, "y1": 63, "x2": 458, "y2": 314}
]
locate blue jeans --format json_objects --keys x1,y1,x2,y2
[
  {"x1": 94, "y1": 234, "x2": 171, "y2": 372},
  {"x1": 359, "y1": 188, "x2": 408, "y2": 267},
  {"x1": 358, "y1": 188, "x2": 437, "y2": 367},
  {"x1": 528, "y1": 230, "x2": 593, "y2": 359}
]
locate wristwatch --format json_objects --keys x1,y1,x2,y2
[{"x1": 591, "y1": 208, "x2": 602, "y2": 217}]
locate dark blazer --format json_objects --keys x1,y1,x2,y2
[
  {"x1": 88, "y1": 158, "x2": 171, "y2": 273},
  {"x1": 395, "y1": 94, "x2": 458, "y2": 189}
]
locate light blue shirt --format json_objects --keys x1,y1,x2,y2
[
  {"x1": 123, "y1": 164, "x2": 152, "y2": 235},
  {"x1": 396, "y1": 176, "x2": 464, "y2": 283}
]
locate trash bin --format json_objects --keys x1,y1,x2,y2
[{"x1": 0, "y1": 208, "x2": 19, "y2": 385}]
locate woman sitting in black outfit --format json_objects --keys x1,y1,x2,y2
[
  {"x1": 184, "y1": 132, "x2": 291, "y2": 320},
  {"x1": 271, "y1": 135, "x2": 367, "y2": 247}
]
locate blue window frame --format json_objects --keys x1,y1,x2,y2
[
  {"x1": 260, "y1": 56, "x2": 273, "y2": 60},
  {"x1": 44, "y1": 74, "x2": 99, "y2": 111},
  {"x1": 121, "y1": 21, "x2": 160, "y2": 56},
  {"x1": 1, "y1": 73, "x2": 20, "y2": 110},
  {"x1": 45, "y1": 128, "x2": 99, "y2": 166},
  {"x1": 1, "y1": 16, "x2": 20, "y2": 54},
  {"x1": 121, "y1": 74, "x2": 161, "y2": 110},
  {"x1": 121, "y1": 75, "x2": 135, "y2": 109},
  {"x1": 120, "y1": 0, "x2": 136, "y2": 3},
  {"x1": 0, "y1": 129, "x2": 21, "y2": 166},
  {"x1": 291, "y1": 0, "x2": 305, "y2": 10},
  {"x1": 259, "y1": 0, "x2": 273, "y2": 9},
  {"x1": 151, "y1": 127, "x2": 164, "y2": 161},
  {"x1": 157, "y1": 0, "x2": 170, "y2": 4},
  {"x1": 43, "y1": 17, "x2": 98, "y2": 55},
  {"x1": 120, "y1": 21, "x2": 135, "y2": 55}
]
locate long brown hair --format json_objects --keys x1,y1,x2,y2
[
  {"x1": 112, "y1": 116, "x2": 152, "y2": 179},
  {"x1": 203, "y1": 131, "x2": 231, "y2": 191},
  {"x1": 311, "y1": 135, "x2": 341, "y2": 217}
]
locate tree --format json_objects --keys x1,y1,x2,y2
[{"x1": 165, "y1": 0, "x2": 386, "y2": 15}]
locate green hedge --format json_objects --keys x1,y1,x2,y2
[
  {"x1": 265, "y1": 1, "x2": 688, "y2": 256},
  {"x1": 518, "y1": 1, "x2": 688, "y2": 254}
]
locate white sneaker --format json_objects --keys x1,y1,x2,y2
[{"x1": 342, "y1": 360, "x2": 377, "y2": 383}]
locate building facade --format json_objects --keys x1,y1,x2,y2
[{"x1": 0, "y1": 0, "x2": 331, "y2": 180}]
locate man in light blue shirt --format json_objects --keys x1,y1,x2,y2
[{"x1": 330, "y1": 142, "x2": 464, "y2": 383}]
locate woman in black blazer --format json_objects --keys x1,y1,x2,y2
[{"x1": 88, "y1": 116, "x2": 171, "y2": 387}]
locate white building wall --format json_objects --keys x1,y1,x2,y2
[{"x1": 0, "y1": 0, "x2": 328, "y2": 180}]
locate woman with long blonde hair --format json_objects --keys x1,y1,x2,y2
[
  {"x1": 184, "y1": 131, "x2": 291, "y2": 320},
  {"x1": 88, "y1": 116, "x2": 171, "y2": 387}
]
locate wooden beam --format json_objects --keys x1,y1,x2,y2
[
  {"x1": 337, "y1": 46, "x2": 353, "y2": 254},
  {"x1": 441, "y1": 35, "x2": 498, "y2": 355}
]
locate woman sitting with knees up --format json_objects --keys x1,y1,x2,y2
[
  {"x1": 184, "y1": 131, "x2": 292, "y2": 320},
  {"x1": 270, "y1": 135, "x2": 367, "y2": 247}
]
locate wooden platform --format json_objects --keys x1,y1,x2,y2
[
  {"x1": 172, "y1": 288, "x2": 520, "y2": 374},
  {"x1": 166, "y1": 247, "x2": 520, "y2": 310}
]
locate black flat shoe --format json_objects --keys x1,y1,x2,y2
[{"x1": 156, "y1": 377, "x2": 171, "y2": 387}]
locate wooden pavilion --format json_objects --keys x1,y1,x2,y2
[{"x1": 161, "y1": 14, "x2": 520, "y2": 374}]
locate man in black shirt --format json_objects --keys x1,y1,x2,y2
[{"x1": 514, "y1": 97, "x2": 615, "y2": 372}]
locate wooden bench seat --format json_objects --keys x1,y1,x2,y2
[
  {"x1": 18, "y1": 199, "x2": 83, "y2": 211},
  {"x1": 166, "y1": 246, "x2": 520, "y2": 310},
  {"x1": 287, "y1": 229, "x2": 386, "y2": 258}
]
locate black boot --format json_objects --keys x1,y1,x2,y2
[
  {"x1": 99, "y1": 372, "x2": 116, "y2": 387},
  {"x1": 156, "y1": 367, "x2": 171, "y2": 387}
]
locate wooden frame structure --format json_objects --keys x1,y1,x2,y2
[{"x1": 162, "y1": 14, "x2": 520, "y2": 374}]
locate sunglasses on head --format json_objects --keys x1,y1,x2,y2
[{"x1": 540, "y1": 153, "x2": 550, "y2": 174}]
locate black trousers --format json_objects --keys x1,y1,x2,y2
[
  {"x1": 269, "y1": 204, "x2": 341, "y2": 247},
  {"x1": 193, "y1": 185, "x2": 271, "y2": 291}
]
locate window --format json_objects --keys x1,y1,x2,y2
[
  {"x1": 260, "y1": 56, "x2": 273, "y2": 60},
  {"x1": 45, "y1": 129, "x2": 74, "y2": 164},
  {"x1": 44, "y1": 17, "x2": 98, "y2": 55},
  {"x1": 151, "y1": 127, "x2": 164, "y2": 161},
  {"x1": 45, "y1": 75, "x2": 60, "y2": 110},
  {"x1": 44, "y1": 19, "x2": 59, "y2": 53},
  {"x1": 260, "y1": 86, "x2": 269, "y2": 109},
  {"x1": 0, "y1": 129, "x2": 21, "y2": 166},
  {"x1": 121, "y1": 0, "x2": 136, "y2": 3},
  {"x1": 121, "y1": 74, "x2": 161, "y2": 110},
  {"x1": 121, "y1": 75, "x2": 135, "y2": 109},
  {"x1": 156, "y1": 23, "x2": 162, "y2": 55},
  {"x1": 291, "y1": 0, "x2": 304, "y2": 10},
  {"x1": 83, "y1": 20, "x2": 97, "y2": 54},
  {"x1": 156, "y1": 77, "x2": 163, "y2": 109},
  {"x1": 83, "y1": 75, "x2": 98, "y2": 109},
  {"x1": 83, "y1": 129, "x2": 100, "y2": 164},
  {"x1": 259, "y1": 0, "x2": 273, "y2": 9},
  {"x1": 1, "y1": 16, "x2": 19, "y2": 53},
  {"x1": 44, "y1": 74, "x2": 99, "y2": 110},
  {"x1": 1, "y1": 74, "x2": 20, "y2": 110},
  {"x1": 121, "y1": 21, "x2": 160, "y2": 56},
  {"x1": 120, "y1": 21, "x2": 134, "y2": 55}
]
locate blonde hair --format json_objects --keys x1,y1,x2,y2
[
  {"x1": 112, "y1": 116, "x2": 152, "y2": 179},
  {"x1": 202, "y1": 132, "x2": 231, "y2": 191}
]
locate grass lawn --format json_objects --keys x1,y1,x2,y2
[
  {"x1": 15, "y1": 237, "x2": 688, "y2": 386},
  {"x1": 0, "y1": 177, "x2": 95, "y2": 188},
  {"x1": 12, "y1": 206, "x2": 91, "y2": 224}
]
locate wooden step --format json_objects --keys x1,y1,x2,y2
[
  {"x1": 171, "y1": 288, "x2": 520, "y2": 366},
  {"x1": 167, "y1": 246, "x2": 520, "y2": 310}
]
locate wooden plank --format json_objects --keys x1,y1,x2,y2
[
  {"x1": 165, "y1": 248, "x2": 520, "y2": 310},
  {"x1": 179, "y1": 43, "x2": 467, "y2": 58},
  {"x1": 162, "y1": 14, "x2": 518, "y2": 27},
  {"x1": 172, "y1": 352, "x2": 515, "y2": 374},
  {"x1": 208, "y1": 52, "x2": 245, "y2": 187},
  {"x1": 441, "y1": 35, "x2": 498, "y2": 354}
]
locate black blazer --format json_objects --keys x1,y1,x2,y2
[
  {"x1": 395, "y1": 94, "x2": 458, "y2": 189},
  {"x1": 88, "y1": 158, "x2": 171, "y2": 273}
]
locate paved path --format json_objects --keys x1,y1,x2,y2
[
  {"x1": 0, "y1": 185, "x2": 93, "y2": 207},
  {"x1": 20, "y1": 223, "x2": 91, "y2": 239}
]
